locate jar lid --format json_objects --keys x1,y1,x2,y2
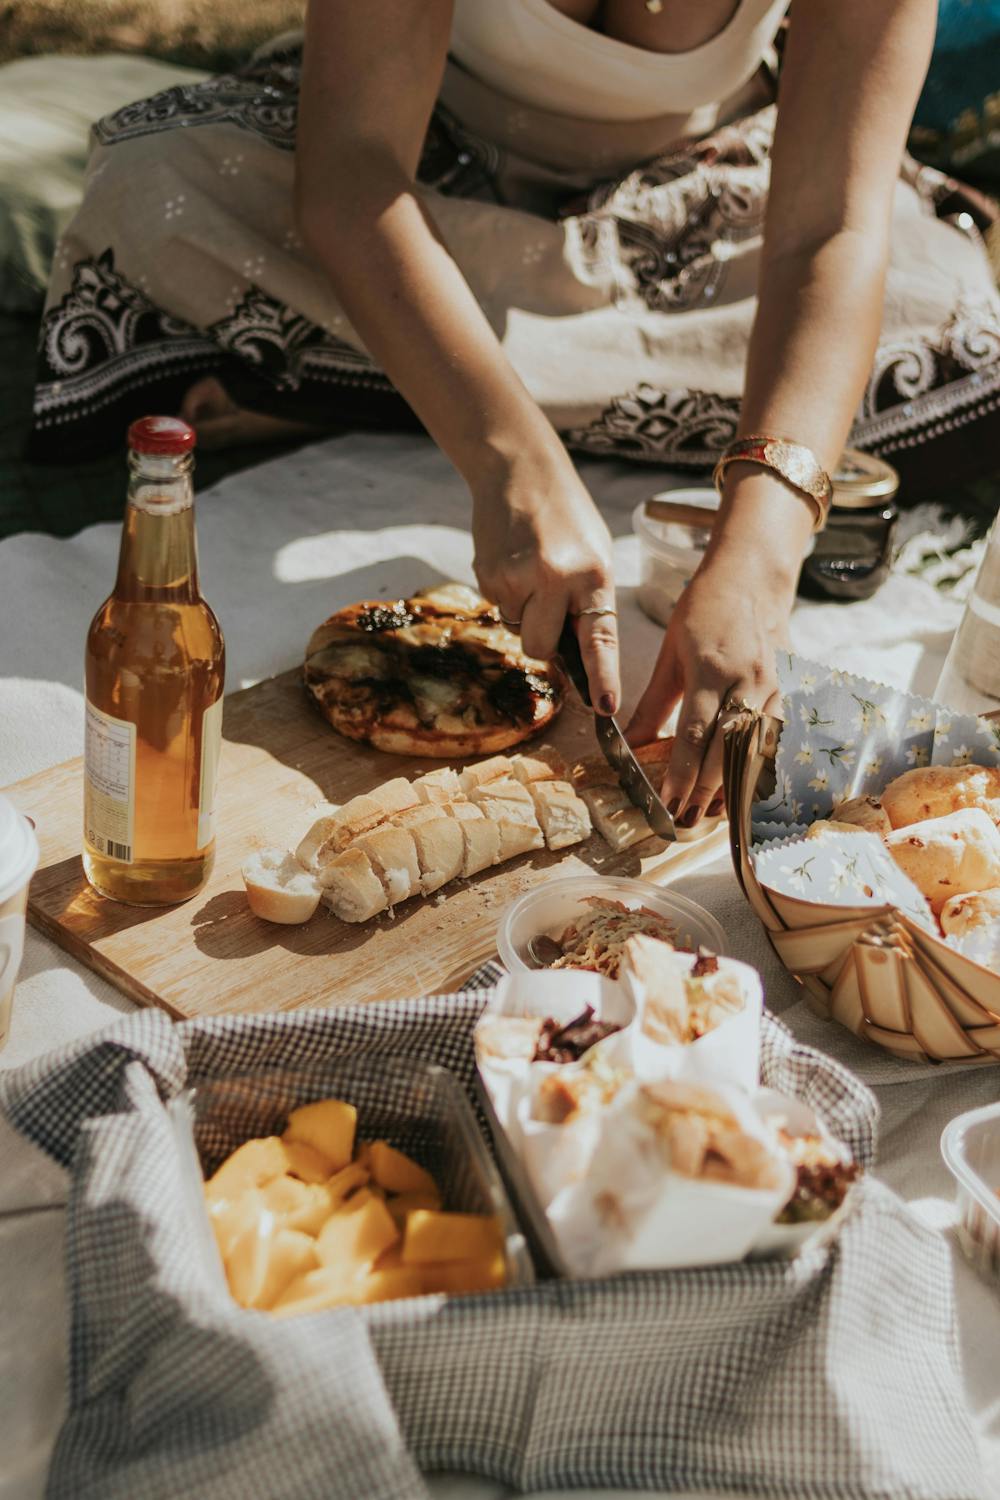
[
  {"x1": 128, "y1": 416, "x2": 196, "y2": 455},
  {"x1": 0, "y1": 795, "x2": 39, "y2": 906},
  {"x1": 831, "y1": 448, "x2": 899, "y2": 509}
]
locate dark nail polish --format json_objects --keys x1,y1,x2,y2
[
  {"x1": 706, "y1": 798, "x2": 725, "y2": 818},
  {"x1": 599, "y1": 694, "x2": 615, "y2": 716},
  {"x1": 667, "y1": 798, "x2": 681, "y2": 817},
  {"x1": 679, "y1": 804, "x2": 701, "y2": 829}
]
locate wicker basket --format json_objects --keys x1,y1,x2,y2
[{"x1": 723, "y1": 711, "x2": 1000, "y2": 1066}]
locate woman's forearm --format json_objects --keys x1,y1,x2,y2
[{"x1": 296, "y1": 158, "x2": 568, "y2": 490}]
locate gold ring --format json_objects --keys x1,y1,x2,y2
[
  {"x1": 722, "y1": 694, "x2": 755, "y2": 716},
  {"x1": 572, "y1": 607, "x2": 618, "y2": 619},
  {"x1": 498, "y1": 611, "x2": 521, "y2": 628}
]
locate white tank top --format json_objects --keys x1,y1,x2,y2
[{"x1": 450, "y1": 0, "x2": 787, "y2": 122}]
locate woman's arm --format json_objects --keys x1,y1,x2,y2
[
  {"x1": 294, "y1": 0, "x2": 620, "y2": 710},
  {"x1": 628, "y1": 0, "x2": 938, "y2": 824}
]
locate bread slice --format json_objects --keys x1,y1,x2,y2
[
  {"x1": 392, "y1": 802, "x2": 448, "y2": 829},
  {"x1": 354, "y1": 825, "x2": 421, "y2": 906},
  {"x1": 469, "y1": 777, "x2": 538, "y2": 827},
  {"x1": 296, "y1": 779, "x2": 419, "y2": 869},
  {"x1": 495, "y1": 818, "x2": 545, "y2": 860},
  {"x1": 579, "y1": 784, "x2": 652, "y2": 853},
  {"x1": 319, "y1": 848, "x2": 389, "y2": 922},
  {"x1": 460, "y1": 756, "x2": 513, "y2": 793},
  {"x1": 448, "y1": 802, "x2": 485, "y2": 822},
  {"x1": 413, "y1": 767, "x2": 463, "y2": 804},
  {"x1": 459, "y1": 816, "x2": 501, "y2": 876},
  {"x1": 511, "y1": 746, "x2": 567, "y2": 785},
  {"x1": 410, "y1": 817, "x2": 464, "y2": 894},
  {"x1": 529, "y1": 780, "x2": 592, "y2": 850},
  {"x1": 242, "y1": 848, "x2": 323, "y2": 924}
]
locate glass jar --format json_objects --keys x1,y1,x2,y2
[{"x1": 797, "y1": 449, "x2": 899, "y2": 603}]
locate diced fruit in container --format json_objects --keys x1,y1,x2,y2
[
  {"x1": 272, "y1": 1264, "x2": 360, "y2": 1314},
  {"x1": 367, "y1": 1140, "x2": 438, "y2": 1197},
  {"x1": 227, "y1": 1216, "x2": 318, "y2": 1310},
  {"x1": 341, "y1": 1187, "x2": 374, "y2": 1214},
  {"x1": 259, "y1": 1174, "x2": 312, "y2": 1217},
  {"x1": 355, "y1": 1142, "x2": 373, "y2": 1171},
  {"x1": 386, "y1": 1190, "x2": 443, "y2": 1227},
  {"x1": 283, "y1": 1099, "x2": 357, "y2": 1171},
  {"x1": 326, "y1": 1161, "x2": 370, "y2": 1207},
  {"x1": 260, "y1": 1177, "x2": 333, "y2": 1237},
  {"x1": 374, "y1": 1243, "x2": 405, "y2": 1270},
  {"x1": 316, "y1": 1196, "x2": 399, "y2": 1271},
  {"x1": 402, "y1": 1211, "x2": 503, "y2": 1266},
  {"x1": 283, "y1": 1140, "x2": 336, "y2": 1184},
  {"x1": 419, "y1": 1253, "x2": 507, "y2": 1296},
  {"x1": 205, "y1": 1137, "x2": 289, "y2": 1201},
  {"x1": 355, "y1": 1267, "x2": 424, "y2": 1303},
  {"x1": 207, "y1": 1189, "x2": 265, "y2": 1259}
]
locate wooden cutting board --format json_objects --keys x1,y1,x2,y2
[{"x1": 4, "y1": 669, "x2": 726, "y2": 1019}]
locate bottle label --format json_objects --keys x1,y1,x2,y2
[
  {"x1": 197, "y1": 696, "x2": 224, "y2": 850},
  {"x1": 84, "y1": 701, "x2": 136, "y2": 863}
]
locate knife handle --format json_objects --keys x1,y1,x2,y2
[{"x1": 557, "y1": 620, "x2": 592, "y2": 709}]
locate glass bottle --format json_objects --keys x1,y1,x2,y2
[
  {"x1": 934, "y1": 520, "x2": 1000, "y2": 716},
  {"x1": 83, "y1": 417, "x2": 225, "y2": 905},
  {"x1": 797, "y1": 449, "x2": 899, "y2": 602}
]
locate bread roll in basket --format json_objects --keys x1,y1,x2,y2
[{"x1": 722, "y1": 709, "x2": 1000, "y2": 1067}]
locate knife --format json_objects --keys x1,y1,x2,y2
[{"x1": 557, "y1": 621, "x2": 677, "y2": 842}]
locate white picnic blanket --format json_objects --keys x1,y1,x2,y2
[{"x1": 0, "y1": 432, "x2": 996, "y2": 1500}]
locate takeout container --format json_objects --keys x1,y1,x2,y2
[
  {"x1": 750, "y1": 1089, "x2": 858, "y2": 1259},
  {"x1": 626, "y1": 948, "x2": 762, "y2": 1092},
  {"x1": 941, "y1": 1101, "x2": 1000, "y2": 1285},
  {"x1": 722, "y1": 662, "x2": 1000, "y2": 1065},
  {"x1": 497, "y1": 874, "x2": 727, "y2": 974},
  {"x1": 170, "y1": 1056, "x2": 535, "y2": 1303},
  {"x1": 0, "y1": 795, "x2": 39, "y2": 1051}
]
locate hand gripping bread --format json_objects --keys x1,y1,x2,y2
[
  {"x1": 242, "y1": 849, "x2": 323, "y2": 924},
  {"x1": 884, "y1": 808, "x2": 1000, "y2": 912},
  {"x1": 296, "y1": 780, "x2": 419, "y2": 870},
  {"x1": 881, "y1": 764, "x2": 1000, "y2": 830}
]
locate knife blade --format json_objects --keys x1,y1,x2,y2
[{"x1": 557, "y1": 622, "x2": 677, "y2": 842}]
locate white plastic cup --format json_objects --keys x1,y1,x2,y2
[{"x1": 0, "y1": 795, "x2": 40, "y2": 1051}]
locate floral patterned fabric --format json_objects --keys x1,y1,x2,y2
[{"x1": 30, "y1": 35, "x2": 1000, "y2": 498}]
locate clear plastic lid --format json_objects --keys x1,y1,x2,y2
[{"x1": 0, "y1": 795, "x2": 39, "y2": 906}]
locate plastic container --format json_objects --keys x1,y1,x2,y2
[
  {"x1": 632, "y1": 489, "x2": 718, "y2": 626},
  {"x1": 497, "y1": 874, "x2": 727, "y2": 974},
  {"x1": 0, "y1": 795, "x2": 40, "y2": 1051},
  {"x1": 941, "y1": 1101, "x2": 1000, "y2": 1284},
  {"x1": 170, "y1": 1056, "x2": 535, "y2": 1300}
]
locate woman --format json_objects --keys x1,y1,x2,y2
[{"x1": 33, "y1": 1, "x2": 1000, "y2": 825}]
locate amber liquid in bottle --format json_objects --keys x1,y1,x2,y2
[{"x1": 83, "y1": 429, "x2": 225, "y2": 905}]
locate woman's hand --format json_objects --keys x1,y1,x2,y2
[
  {"x1": 626, "y1": 546, "x2": 793, "y2": 827},
  {"x1": 471, "y1": 450, "x2": 621, "y2": 714}
]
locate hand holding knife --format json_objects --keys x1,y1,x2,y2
[{"x1": 557, "y1": 620, "x2": 677, "y2": 842}]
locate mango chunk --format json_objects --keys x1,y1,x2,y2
[
  {"x1": 402, "y1": 1211, "x2": 503, "y2": 1266},
  {"x1": 272, "y1": 1264, "x2": 360, "y2": 1315},
  {"x1": 367, "y1": 1140, "x2": 438, "y2": 1197},
  {"x1": 258, "y1": 1176, "x2": 334, "y2": 1237},
  {"x1": 355, "y1": 1267, "x2": 424, "y2": 1304},
  {"x1": 227, "y1": 1217, "x2": 318, "y2": 1310},
  {"x1": 385, "y1": 1189, "x2": 443, "y2": 1227},
  {"x1": 283, "y1": 1139, "x2": 337, "y2": 1184},
  {"x1": 419, "y1": 1253, "x2": 507, "y2": 1296},
  {"x1": 205, "y1": 1137, "x2": 289, "y2": 1201},
  {"x1": 207, "y1": 1189, "x2": 265, "y2": 1260},
  {"x1": 316, "y1": 1196, "x2": 399, "y2": 1272},
  {"x1": 283, "y1": 1100, "x2": 357, "y2": 1172}
]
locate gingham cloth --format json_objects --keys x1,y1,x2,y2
[{"x1": 0, "y1": 966, "x2": 985, "y2": 1500}]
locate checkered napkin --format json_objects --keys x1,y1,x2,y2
[{"x1": 0, "y1": 968, "x2": 986, "y2": 1500}]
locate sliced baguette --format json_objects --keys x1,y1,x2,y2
[
  {"x1": 319, "y1": 848, "x2": 389, "y2": 922},
  {"x1": 459, "y1": 816, "x2": 501, "y2": 875},
  {"x1": 511, "y1": 746, "x2": 567, "y2": 785},
  {"x1": 243, "y1": 848, "x2": 323, "y2": 924},
  {"x1": 392, "y1": 803, "x2": 448, "y2": 829},
  {"x1": 579, "y1": 784, "x2": 653, "y2": 853},
  {"x1": 529, "y1": 780, "x2": 592, "y2": 850},
  {"x1": 469, "y1": 777, "x2": 538, "y2": 828},
  {"x1": 459, "y1": 755, "x2": 513, "y2": 793},
  {"x1": 410, "y1": 817, "x2": 465, "y2": 894},
  {"x1": 448, "y1": 802, "x2": 485, "y2": 822},
  {"x1": 413, "y1": 767, "x2": 464, "y2": 804},
  {"x1": 354, "y1": 825, "x2": 421, "y2": 906},
  {"x1": 296, "y1": 779, "x2": 419, "y2": 869},
  {"x1": 495, "y1": 818, "x2": 544, "y2": 860}
]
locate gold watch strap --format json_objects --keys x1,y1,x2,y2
[{"x1": 712, "y1": 436, "x2": 833, "y2": 532}]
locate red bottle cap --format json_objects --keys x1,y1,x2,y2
[{"x1": 127, "y1": 416, "x2": 196, "y2": 455}]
